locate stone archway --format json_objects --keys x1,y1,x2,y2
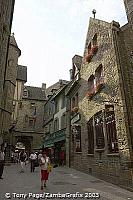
[{"x1": 15, "y1": 136, "x2": 33, "y2": 156}]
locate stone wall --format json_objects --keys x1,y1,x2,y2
[
  {"x1": 0, "y1": 0, "x2": 15, "y2": 142},
  {"x1": 14, "y1": 98, "x2": 45, "y2": 150},
  {"x1": 72, "y1": 18, "x2": 133, "y2": 188}
]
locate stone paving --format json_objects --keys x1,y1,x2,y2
[{"x1": 0, "y1": 164, "x2": 133, "y2": 200}]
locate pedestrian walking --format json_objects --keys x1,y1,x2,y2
[
  {"x1": 19, "y1": 149, "x2": 27, "y2": 172},
  {"x1": 29, "y1": 152, "x2": 37, "y2": 172},
  {"x1": 40, "y1": 151, "x2": 50, "y2": 190},
  {"x1": 11, "y1": 151, "x2": 14, "y2": 163},
  {"x1": 0, "y1": 146, "x2": 5, "y2": 179},
  {"x1": 38, "y1": 150, "x2": 42, "y2": 162}
]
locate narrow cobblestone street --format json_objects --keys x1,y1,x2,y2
[{"x1": 0, "y1": 164, "x2": 132, "y2": 200}]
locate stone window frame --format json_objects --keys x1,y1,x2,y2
[
  {"x1": 87, "y1": 64, "x2": 104, "y2": 99},
  {"x1": 87, "y1": 106, "x2": 119, "y2": 155}
]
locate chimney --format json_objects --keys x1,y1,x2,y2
[
  {"x1": 42, "y1": 83, "x2": 46, "y2": 91},
  {"x1": 59, "y1": 79, "x2": 63, "y2": 87},
  {"x1": 69, "y1": 69, "x2": 73, "y2": 81}
]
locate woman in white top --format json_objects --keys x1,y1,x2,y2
[{"x1": 40, "y1": 151, "x2": 50, "y2": 190}]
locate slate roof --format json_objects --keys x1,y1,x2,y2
[
  {"x1": 46, "y1": 80, "x2": 69, "y2": 97},
  {"x1": 17, "y1": 65, "x2": 27, "y2": 82},
  {"x1": 23, "y1": 86, "x2": 46, "y2": 101}
]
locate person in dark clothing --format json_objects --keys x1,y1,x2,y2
[
  {"x1": 0, "y1": 146, "x2": 5, "y2": 179},
  {"x1": 19, "y1": 149, "x2": 27, "y2": 172}
]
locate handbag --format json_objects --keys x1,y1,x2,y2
[{"x1": 47, "y1": 163, "x2": 52, "y2": 173}]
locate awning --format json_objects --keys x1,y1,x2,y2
[{"x1": 43, "y1": 129, "x2": 66, "y2": 147}]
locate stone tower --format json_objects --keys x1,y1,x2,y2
[
  {"x1": 1, "y1": 34, "x2": 21, "y2": 145},
  {"x1": 123, "y1": 0, "x2": 133, "y2": 28}
]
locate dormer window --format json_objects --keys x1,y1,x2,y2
[{"x1": 23, "y1": 88, "x2": 28, "y2": 97}]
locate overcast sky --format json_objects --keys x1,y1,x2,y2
[{"x1": 12, "y1": 0, "x2": 127, "y2": 88}]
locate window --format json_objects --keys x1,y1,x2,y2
[
  {"x1": 54, "y1": 118, "x2": 59, "y2": 132},
  {"x1": 23, "y1": 88, "x2": 28, "y2": 97},
  {"x1": 75, "y1": 126, "x2": 82, "y2": 152},
  {"x1": 87, "y1": 118, "x2": 94, "y2": 154},
  {"x1": 30, "y1": 102, "x2": 35, "y2": 108},
  {"x1": 87, "y1": 75, "x2": 96, "y2": 97},
  {"x1": 94, "y1": 111, "x2": 105, "y2": 149},
  {"x1": 55, "y1": 101, "x2": 59, "y2": 113},
  {"x1": 95, "y1": 64, "x2": 104, "y2": 90},
  {"x1": 61, "y1": 113, "x2": 66, "y2": 129},
  {"x1": 92, "y1": 33, "x2": 97, "y2": 46},
  {"x1": 19, "y1": 101, "x2": 22, "y2": 109},
  {"x1": 62, "y1": 95, "x2": 66, "y2": 108},
  {"x1": 25, "y1": 115, "x2": 28, "y2": 123},
  {"x1": 72, "y1": 97, "x2": 76, "y2": 108},
  {"x1": 105, "y1": 105, "x2": 119, "y2": 153},
  {"x1": 29, "y1": 118, "x2": 34, "y2": 127}
]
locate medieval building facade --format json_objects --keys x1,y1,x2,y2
[
  {"x1": 66, "y1": 12, "x2": 133, "y2": 188},
  {"x1": 0, "y1": 0, "x2": 15, "y2": 146},
  {"x1": 43, "y1": 80, "x2": 69, "y2": 164},
  {"x1": 12, "y1": 84, "x2": 46, "y2": 154}
]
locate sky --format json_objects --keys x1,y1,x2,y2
[{"x1": 12, "y1": 0, "x2": 127, "y2": 88}]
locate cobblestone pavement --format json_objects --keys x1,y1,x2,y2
[{"x1": 0, "y1": 164, "x2": 133, "y2": 200}]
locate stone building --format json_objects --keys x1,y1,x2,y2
[
  {"x1": 124, "y1": 0, "x2": 133, "y2": 29},
  {"x1": 0, "y1": 0, "x2": 15, "y2": 145},
  {"x1": 12, "y1": 84, "x2": 46, "y2": 154},
  {"x1": 66, "y1": 14, "x2": 133, "y2": 189},
  {"x1": 0, "y1": 34, "x2": 21, "y2": 152}
]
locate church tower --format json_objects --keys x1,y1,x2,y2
[{"x1": 123, "y1": 0, "x2": 133, "y2": 28}]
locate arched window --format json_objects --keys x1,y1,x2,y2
[
  {"x1": 95, "y1": 64, "x2": 104, "y2": 90},
  {"x1": 88, "y1": 75, "x2": 95, "y2": 94},
  {"x1": 93, "y1": 33, "x2": 97, "y2": 46}
]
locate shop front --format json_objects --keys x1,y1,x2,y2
[{"x1": 43, "y1": 128, "x2": 66, "y2": 165}]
